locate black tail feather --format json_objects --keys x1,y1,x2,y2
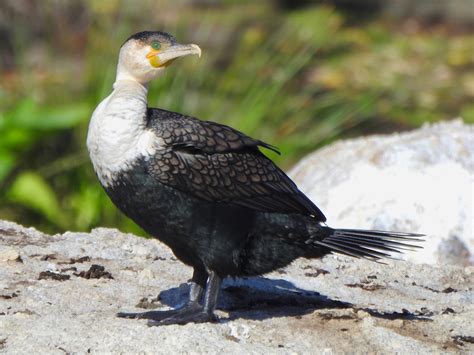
[
  {"x1": 327, "y1": 236, "x2": 404, "y2": 254},
  {"x1": 328, "y1": 234, "x2": 420, "y2": 250},
  {"x1": 316, "y1": 228, "x2": 424, "y2": 262}
]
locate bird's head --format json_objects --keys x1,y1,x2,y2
[{"x1": 116, "y1": 31, "x2": 201, "y2": 85}]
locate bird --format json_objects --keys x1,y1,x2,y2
[{"x1": 87, "y1": 31, "x2": 423, "y2": 326}]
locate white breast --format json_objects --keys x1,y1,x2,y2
[{"x1": 87, "y1": 80, "x2": 163, "y2": 187}]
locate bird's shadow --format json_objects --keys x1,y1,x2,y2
[{"x1": 157, "y1": 276, "x2": 351, "y2": 321}]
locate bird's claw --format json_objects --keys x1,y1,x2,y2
[
  {"x1": 147, "y1": 310, "x2": 218, "y2": 326},
  {"x1": 117, "y1": 302, "x2": 218, "y2": 325}
]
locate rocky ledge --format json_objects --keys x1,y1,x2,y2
[{"x1": 0, "y1": 219, "x2": 473, "y2": 353}]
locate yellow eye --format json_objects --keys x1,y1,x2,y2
[{"x1": 151, "y1": 41, "x2": 161, "y2": 50}]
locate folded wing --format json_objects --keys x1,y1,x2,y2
[{"x1": 146, "y1": 108, "x2": 326, "y2": 221}]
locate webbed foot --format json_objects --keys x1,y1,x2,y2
[
  {"x1": 147, "y1": 304, "x2": 217, "y2": 326},
  {"x1": 118, "y1": 270, "x2": 221, "y2": 326}
]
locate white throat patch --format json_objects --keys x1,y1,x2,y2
[{"x1": 87, "y1": 80, "x2": 163, "y2": 186}]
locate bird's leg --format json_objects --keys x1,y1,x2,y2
[
  {"x1": 147, "y1": 271, "x2": 222, "y2": 326},
  {"x1": 117, "y1": 268, "x2": 206, "y2": 321},
  {"x1": 202, "y1": 272, "x2": 221, "y2": 316},
  {"x1": 188, "y1": 279, "x2": 204, "y2": 304}
]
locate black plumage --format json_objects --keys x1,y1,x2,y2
[
  {"x1": 124, "y1": 31, "x2": 177, "y2": 46},
  {"x1": 104, "y1": 107, "x2": 422, "y2": 325},
  {"x1": 89, "y1": 31, "x2": 423, "y2": 326},
  {"x1": 146, "y1": 108, "x2": 326, "y2": 220}
]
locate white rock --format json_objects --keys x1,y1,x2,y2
[
  {"x1": 46, "y1": 263, "x2": 59, "y2": 272},
  {"x1": 228, "y1": 323, "x2": 251, "y2": 341},
  {"x1": 0, "y1": 219, "x2": 473, "y2": 353},
  {"x1": 137, "y1": 268, "x2": 155, "y2": 286},
  {"x1": 0, "y1": 247, "x2": 20, "y2": 262},
  {"x1": 290, "y1": 119, "x2": 474, "y2": 265}
]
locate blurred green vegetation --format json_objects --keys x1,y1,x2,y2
[{"x1": 0, "y1": 0, "x2": 473, "y2": 235}]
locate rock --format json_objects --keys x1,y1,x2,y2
[
  {"x1": 138, "y1": 268, "x2": 155, "y2": 286},
  {"x1": 0, "y1": 219, "x2": 473, "y2": 353},
  {"x1": 290, "y1": 119, "x2": 474, "y2": 265},
  {"x1": 0, "y1": 247, "x2": 20, "y2": 262}
]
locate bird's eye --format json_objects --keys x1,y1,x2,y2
[{"x1": 151, "y1": 41, "x2": 161, "y2": 50}]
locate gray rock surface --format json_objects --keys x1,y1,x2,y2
[
  {"x1": 1, "y1": 219, "x2": 473, "y2": 353},
  {"x1": 290, "y1": 119, "x2": 474, "y2": 266}
]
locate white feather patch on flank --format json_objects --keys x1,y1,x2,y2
[{"x1": 87, "y1": 80, "x2": 164, "y2": 186}]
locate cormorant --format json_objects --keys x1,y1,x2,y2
[{"x1": 87, "y1": 31, "x2": 422, "y2": 326}]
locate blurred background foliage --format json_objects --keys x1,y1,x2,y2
[{"x1": 0, "y1": 0, "x2": 473, "y2": 235}]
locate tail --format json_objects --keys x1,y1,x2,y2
[{"x1": 315, "y1": 227, "x2": 424, "y2": 262}]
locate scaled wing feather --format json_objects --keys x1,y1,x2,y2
[{"x1": 146, "y1": 108, "x2": 326, "y2": 221}]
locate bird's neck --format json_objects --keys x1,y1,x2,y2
[
  {"x1": 97, "y1": 79, "x2": 149, "y2": 125},
  {"x1": 92, "y1": 79, "x2": 149, "y2": 133},
  {"x1": 112, "y1": 79, "x2": 149, "y2": 105},
  {"x1": 87, "y1": 79, "x2": 157, "y2": 186}
]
